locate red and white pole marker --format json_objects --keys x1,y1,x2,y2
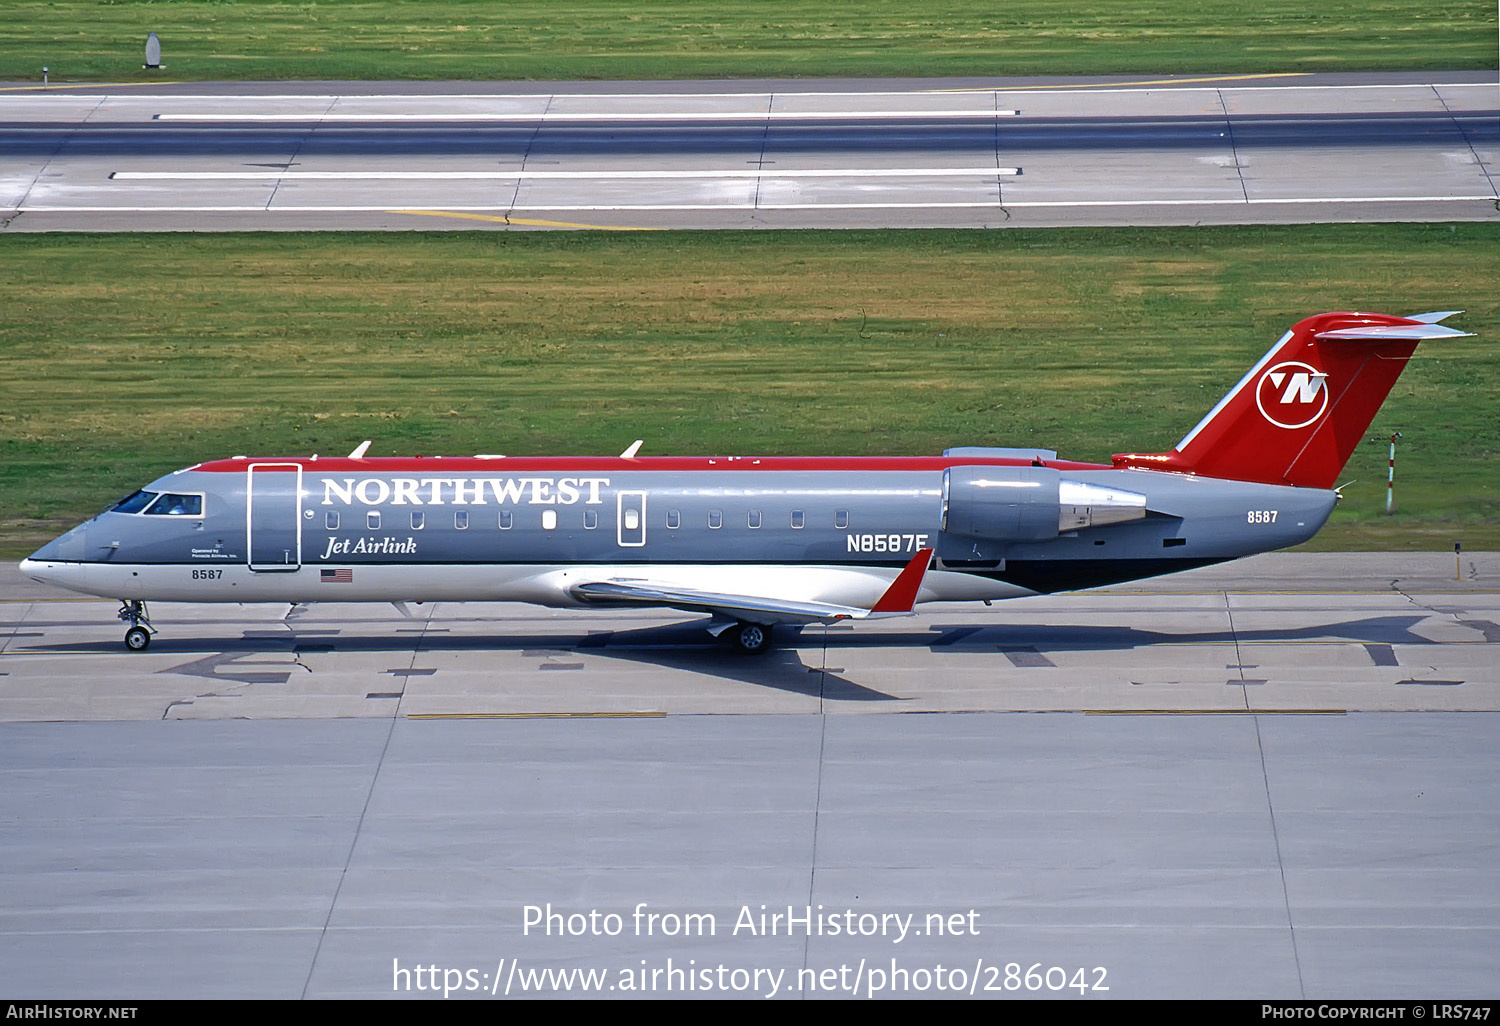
[{"x1": 1385, "y1": 432, "x2": 1402, "y2": 515}]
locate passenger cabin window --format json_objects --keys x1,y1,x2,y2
[
  {"x1": 584, "y1": 510, "x2": 598, "y2": 530},
  {"x1": 790, "y1": 509, "x2": 805, "y2": 529},
  {"x1": 367, "y1": 511, "x2": 381, "y2": 530},
  {"x1": 144, "y1": 493, "x2": 202, "y2": 517},
  {"x1": 748, "y1": 509, "x2": 762, "y2": 529},
  {"x1": 325, "y1": 511, "x2": 339, "y2": 530},
  {"x1": 834, "y1": 509, "x2": 849, "y2": 529},
  {"x1": 541, "y1": 510, "x2": 557, "y2": 530},
  {"x1": 112, "y1": 490, "x2": 157, "y2": 514},
  {"x1": 666, "y1": 509, "x2": 681, "y2": 529},
  {"x1": 410, "y1": 511, "x2": 425, "y2": 530},
  {"x1": 708, "y1": 510, "x2": 723, "y2": 529},
  {"x1": 454, "y1": 511, "x2": 469, "y2": 530},
  {"x1": 499, "y1": 511, "x2": 513, "y2": 530}
]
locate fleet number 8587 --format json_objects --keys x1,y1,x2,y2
[{"x1": 1247, "y1": 510, "x2": 1279, "y2": 524}]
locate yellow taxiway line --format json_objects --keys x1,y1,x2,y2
[
  {"x1": 391, "y1": 209, "x2": 660, "y2": 231},
  {"x1": 0, "y1": 81, "x2": 181, "y2": 92},
  {"x1": 932, "y1": 72, "x2": 1311, "y2": 92}
]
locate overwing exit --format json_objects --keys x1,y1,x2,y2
[{"x1": 20, "y1": 311, "x2": 1474, "y2": 654}]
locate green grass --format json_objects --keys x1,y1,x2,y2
[
  {"x1": 1, "y1": 225, "x2": 1496, "y2": 558},
  {"x1": 0, "y1": 1, "x2": 1493, "y2": 83}
]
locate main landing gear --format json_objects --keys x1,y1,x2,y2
[
  {"x1": 117, "y1": 600, "x2": 155, "y2": 651},
  {"x1": 727, "y1": 621, "x2": 773, "y2": 656}
]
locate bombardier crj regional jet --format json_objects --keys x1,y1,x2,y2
[{"x1": 21, "y1": 311, "x2": 1473, "y2": 654}]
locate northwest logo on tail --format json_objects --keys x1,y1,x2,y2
[{"x1": 1255, "y1": 360, "x2": 1328, "y2": 429}]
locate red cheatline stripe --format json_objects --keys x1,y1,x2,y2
[{"x1": 191, "y1": 456, "x2": 1106, "y2": 474}]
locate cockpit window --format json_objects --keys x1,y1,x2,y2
[
  {"x1": 112, "y1": 490, "x2": 158, "y2": 514},
  {"x1": 143, "y1": 493, "x2": 203, "y2": 516}
]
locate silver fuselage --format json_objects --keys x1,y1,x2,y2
[{"x1": 22, "y1": 454, "x2": 1336, "y2": 611}]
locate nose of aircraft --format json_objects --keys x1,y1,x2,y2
[
  {"x1": 28, "y1": 519, "x2": 88, "y2": 562},
  {"x1": 19, "y1": 521, "x2": 93, "y2": 595}
]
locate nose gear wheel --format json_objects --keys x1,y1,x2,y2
[{"x1": 117, "y1": 600, "x2": 155, "y2": 651}]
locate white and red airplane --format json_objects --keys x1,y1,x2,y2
[{"x1": 20, "y1": 311, "x2": 1471, "y2": 653}]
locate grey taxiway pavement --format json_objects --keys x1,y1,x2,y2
[
  {"x1": 4, "y1": 552, "x2": 1498, "y2": 720},
  {"x1": 2, "y1": 72, "x2": 1497, "y2": 230},
  {"x1": 3, "y1": 552, "x2": 1498, "y2": 998}
]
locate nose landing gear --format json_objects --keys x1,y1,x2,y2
[{"x1": 118, "y1": 600, "x2": 155, "y2": 651}]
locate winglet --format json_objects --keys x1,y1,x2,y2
[{"x1": 870, "y1": 548, "x2": 934, "y2": 614}]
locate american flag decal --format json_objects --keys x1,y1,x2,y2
[{"x1": 321, "y1": 568, "x2": 353, "y2": 584}]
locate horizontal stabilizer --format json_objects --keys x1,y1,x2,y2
[{"x1": 1316, "y1": 323, "x2": 1473, "y2": 342}]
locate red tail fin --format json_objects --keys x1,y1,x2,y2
[{"x1": 1113, "y1": 312, "x2": 1471, "y2": 489}]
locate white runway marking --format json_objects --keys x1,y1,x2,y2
[
  {"x1": 109, "y1": 167, "x2": 1022, "y2": 181},
  {"x1": 155, "y1": 109, "x2": 1021, "y2": 122}
]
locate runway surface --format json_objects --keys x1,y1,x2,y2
[
  {"x1": 2, "y1": 713, "x2": 1496, "y2": 1000},
  {"x1": 2, "y1": 73, "x2": 1497, "y2": 230}
]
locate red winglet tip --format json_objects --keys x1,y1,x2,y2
[{"x1": 871, "y1": 548, "x2": 934, "y2": 614}]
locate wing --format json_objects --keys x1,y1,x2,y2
[{"x1": 570, "y1": 548, "x2": 934, "y2": 626}]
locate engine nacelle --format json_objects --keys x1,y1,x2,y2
[{"x1": 939, "y1": 466, "x2": 1146, "y2": 563}]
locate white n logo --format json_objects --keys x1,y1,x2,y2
[
  {"x1": 1257, "y1": 361, "x2": 1329, "y2": 429},
  {"x1": 1269, "y1": 370, "x2": 1326, "y2": 405}
]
